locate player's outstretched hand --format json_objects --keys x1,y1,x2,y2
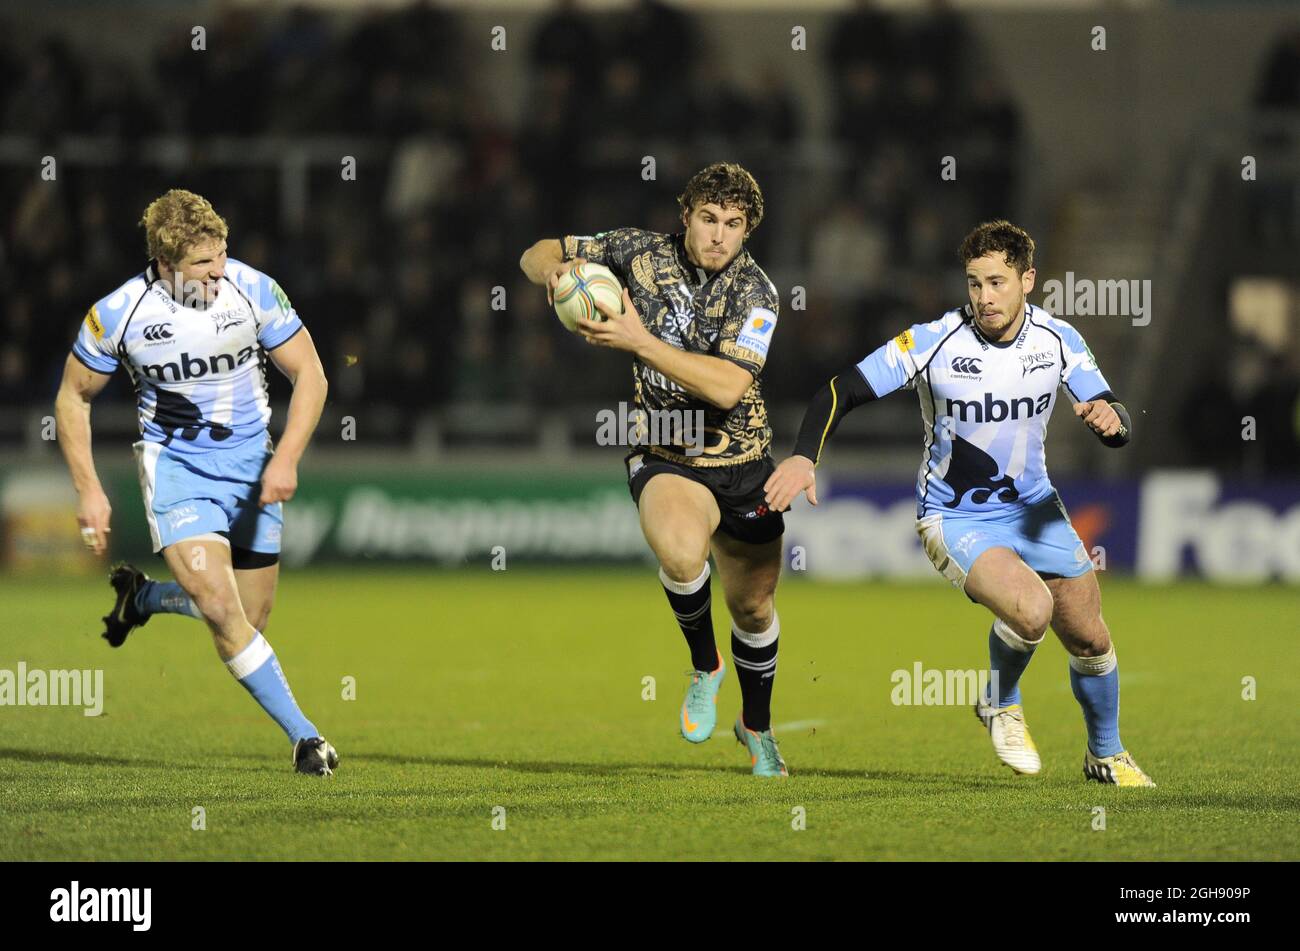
[
  {"x1": 77, "y1": 486, "x2": 112, "y2": 556},
  {"x1": 579, "y1": 289, "x2": 650, "y2": 353},
  {"x1": 259, "y1": 454, "x2": 298, "y2": 507},
  {"x1": 1073, "y1": 399, "x2": 1122, "y2": 438},
  {"x1": 545, "y1": 257, "x2": 586, "y2": 305},
  {"x1": 764, "y1": 455, "x2": 818, "y2": 512}
]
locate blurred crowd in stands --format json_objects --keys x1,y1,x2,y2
[{"x1": 0, "y1": 1, "x2": 1295, "y2": 471}]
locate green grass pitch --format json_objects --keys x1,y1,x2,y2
[{"x1": 2, "y1": 568, "x2": 1296, "y2": 861}]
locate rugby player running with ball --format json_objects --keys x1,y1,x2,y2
[{"x1": 521, "y1": 163, "x2": 789, "y2": 776}]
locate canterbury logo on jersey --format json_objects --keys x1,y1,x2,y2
[
  {"x1": 950, "y1": 357, "x2": 982, "y2": 375},
  {"x1": 142, "y1": 323, "x2": 174, "y2": 341},
  {"x1": 141, "y1": 347, "x2": 257, "y2": 382},
  {"x1": 946, "y1": 392, "x2": 1052, "y2": 423}
]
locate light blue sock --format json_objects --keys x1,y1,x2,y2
[
  {"x1": 225, "y1": 633, "x2": 318, "y2": 744},
  {"x1": 135, "y1": 580, "x2": 202, "y2": 619},
  {"x1": 1069, "y1": 649, "x2": 1123, "y2": 757},
  {"x1": 985, "y1": 619, "x2": 1040, "y2": 708}
]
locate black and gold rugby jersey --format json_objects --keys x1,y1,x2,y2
[{"x1": 563, "y1": 227, "x2": 780, "y2": 467}]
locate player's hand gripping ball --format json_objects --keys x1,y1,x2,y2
[{"x1": 553, "y1": 262, "x2": 624, "y2": 332}]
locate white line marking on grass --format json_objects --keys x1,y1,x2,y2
[{"x1": 772, "y1": 719, "x2": 827, "y2": 732}]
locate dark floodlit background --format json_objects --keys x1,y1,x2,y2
[{"x1": 1, "y1": 0, "x2": 1297, "y2": 580}]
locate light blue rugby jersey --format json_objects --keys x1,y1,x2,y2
[
  {"x1": 72, "y1": 258, "x2": 303, "y2": 454},
  {"x1": 855, "y1": 303, "x2": 1110, "y2": 517}
]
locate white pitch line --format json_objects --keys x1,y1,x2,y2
[{"x1": 772, "y1": 719, "x2": 827, "y2": 732}]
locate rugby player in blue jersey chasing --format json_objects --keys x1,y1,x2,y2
[
  {"x1": 765, "y1": 220, "x2": 1154, "y2": 786},
  {"x1": 53, "y1": 189, "x2": 339, "y2": 776}
]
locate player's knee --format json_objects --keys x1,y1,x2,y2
[
  {"x1": 1015, "y1": 590, "x2": 1053, "y2": 641},
  {"x1": 197, "y1": 598, "x2": 238, "y2": 631},
  {"x1": 246, "y1": 600, "x2": 272, "y2": 633},
  {"x1": 658, "y1": 549, "x2": 708, "y2": 584},
  {"x1": 188, "y1": 579, "x2": 241, "y2": 628},
  {"x1": 729, "y1": 594, "x2": 773, "y2": 634},
  {"x1": 1073, "y1": 618, "x2": 1112, "y2": 656}
]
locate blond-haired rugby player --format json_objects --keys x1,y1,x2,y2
[{"x1": 55, "y1": 189, "x2": 338, "y2": 776}]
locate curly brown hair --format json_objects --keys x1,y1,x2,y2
[
  {"x1": 958, "y1": 220, "x2": 1035, "y2": 275},
  {"x1": 140, "y1": 189, "x2": 228, "y2": 265},
  {"x1": 677, "y1": 162, "x2": 764, "y2": 235}
]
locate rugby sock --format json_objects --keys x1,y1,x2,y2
[
  {"x1": 1069, "y1": 647, "x2": 1123, "y2": 757},
  {"x1": 135, "y1": 580, "x2": 202, "y2": 619},
  {"x1": 986, "y1": 618, "x2": 1042, "y2": 708},
  {"x1": 731, "y1": 612, "x2": 779, "y2": 732},
  {"x1": 659, "y1": 563, "x2": 719, "y2": 673},
  {"x1": 224, "y1": 632, "x2": 318, "y2": 743}
]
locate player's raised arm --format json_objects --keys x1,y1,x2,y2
[
  {"x1": 1051, "y1": 317, "x2": 1133, "y2": 447},
  {"x1": 518, "y1": 238, "x2": 563, "y2": 282},
  {"x1": 519, "y1": 239, "x2": 584, "y2": 304},
  {"x1": 55, "y1": 353, "x2": 116, "y2": 555},
  {"x1": 1073, "y1": 390, "x2": 1132, "y2": 446},
  {"x1": 522, "y1": 228, "x2": 643, "y2": 303}
]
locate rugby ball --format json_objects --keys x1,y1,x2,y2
[{"x1": 554, "y1": 262, "x2": 624, "y2": 332}]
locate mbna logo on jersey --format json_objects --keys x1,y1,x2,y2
[
  {"x1": 947, "y1": 391, "x2": 1052, "y2": 423},
  {"x1": 141, "y1": 347, "x2": 257, "y2": 382},
  {"x1": 950, "y1": 357, "x2": 982, "y2": 379}
]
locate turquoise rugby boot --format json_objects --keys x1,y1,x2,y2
[
  {"x1": 734, "y1": 713, "x2": 788, "y2": 777},
  {"x1": 680, "y1": 651, "x2": 725, "y2": 743}
]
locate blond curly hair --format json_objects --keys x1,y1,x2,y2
[{"x1": 139, "y1": 189, "x2": 228, "y2": 265}]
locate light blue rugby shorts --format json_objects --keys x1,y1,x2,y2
[
  {"x1": 134, "y1": 436, "x2": 283, "y2": 555},
  {"x1": 917, "y1": 492, "x2": 1093, "y2": 593}
]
